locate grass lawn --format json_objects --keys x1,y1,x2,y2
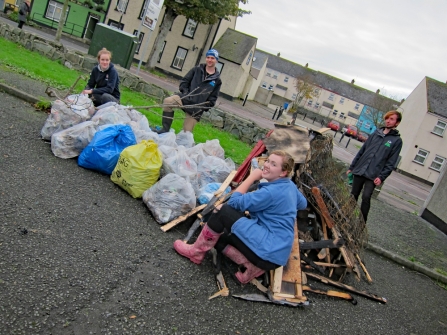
[{"x1": 0, "y1": 38, "x2": 252, "y2": 164}]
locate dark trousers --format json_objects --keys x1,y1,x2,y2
[
  {"x1": 351, "y1": 175, "x2": 376, "y2": 222},
  {"x1": 206, "y1": 205, "x2": 279, "y2": 271},
  {"x1": 18, "y1": 20, "x2": 25, "y2": 29},
  {"x1": 92, "y1": 93, "x2": 119, "y2": 107}
]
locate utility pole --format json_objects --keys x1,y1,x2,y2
[{"x1": 55, "y1": 0, "x2": 69, "y2": 42}]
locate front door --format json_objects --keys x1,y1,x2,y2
[
  {"x1": 0, "y1": 0, "x2": 6, "y2": 11},
  {"x1": 84, "y1": 15, "x2": 99, "y2": 40}
]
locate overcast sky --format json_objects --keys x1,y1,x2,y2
[{"x1": 235, "y1": 0, "x2": 446, "y2": 100}]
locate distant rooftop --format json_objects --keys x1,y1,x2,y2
[
  {"x1": 213, "y1": 29, "x2": 257, "y2": 65},
  {"x1": 426, "y1": 77, "x2": 447, "y2": 118},
  {"x1": 255, "y1": 49, "x2": 399, "y2": 109}
]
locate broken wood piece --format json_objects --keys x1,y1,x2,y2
[
  {"x1": 317, "y1": 248, "x2": 328, "y2": 260},
  {"x1": 303, "y1": 285, "x2": 356, "y2": 303},
  {"x1": 311, "y1": 187, "x2": 335, "y2": 229},
  {"x1": 300, "y1": 252, "x2": 325, "y2": 275},
  {"x1": 160, "y1": 204, "x2": 206, "y2": 232},
  {"x1": 355, "y1": 253, "x2": 373, "y2": 283},
  {"x1": 250, "y1": 278, "x2": 268, "y2": 293},
  {"x1": 300, "y1": 238, "x2": 345, "y2": 250},
  {"x1": 304, "y1": 272, "x2": 387, "y2": 303},
  {"x1": 209, "y1": 249, "x2": 229, "y2": 300}
]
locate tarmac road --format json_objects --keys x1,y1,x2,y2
[{"x1": 1, "y1": 92, "x2": 447, "y2": 335}]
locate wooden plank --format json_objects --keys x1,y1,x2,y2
[
  {"x1": 302, "y1": 285, "x2": 355, "y2": 302},
  {"x1": 304, "y1": 272, "x2": 387, "y2": 303},
  {"x1": 282, "y1": 223, "x2": 302, "y2": 282},
  {"x1": 214, "y1": 170, "x2": 237, "y2": 196},
  {"x1": 160, "y1": 204, "x2": 207, "y2": 232},
  {"x1": 311, "y1": 187, "x2": 335, "y2": 229},
  {"x1": 271, "y1": 267, "x2": 283, "y2": 293}
]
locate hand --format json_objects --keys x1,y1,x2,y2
[
  {"x1": 374, "y1": 177, "x2": 382, "y2": 186},
  {"x1": 249, "y1": 168, "x2": 263, "y2": 181},
  {"x1": 82, "y1": 89, "x2": 92, "y2": 95},
  {"x1": 346, "y1": 169, "x2": 351, "y2": 175}
]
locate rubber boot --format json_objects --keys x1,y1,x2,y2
[
  {"x1": 222, "y1": 245, "x2": 265, "y2": 284},
  {"x1": 155, "y1": 111, "x2": 174, "y2": 134},
  {"x1": 173, "y1": 225, "x2": 221, "y2": 264}
]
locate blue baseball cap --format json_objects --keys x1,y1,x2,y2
[{"x1": 206, "y1": 49, "x2": 219, "y2": 60}]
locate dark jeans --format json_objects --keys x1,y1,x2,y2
[
  {"x1": 351, "y1": 174, "x2": 376, "y2": 222},
  {"x1": 18, "y1": 20, "x2": 25, "y2": 29},
  {"x1": 92, "y1": 93, "x2": 119, "y2": 107},
  {"x1": 206, "y1": 205, "x2": 279, "y2": 271}
]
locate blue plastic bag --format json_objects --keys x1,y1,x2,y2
[
  {"x1": 78, "y1": 124, "x2": 136, "y2": 175},
  {"x1": 198, "y1": 182, "x2": 231, "y2": 205}
]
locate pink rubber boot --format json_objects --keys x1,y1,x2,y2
[
  {"x1": 222, "y1": 245, "x2": 265, "y2": 284},
  {"x1": 173, "y1": 225, "x2": 221, "y2": 264}
]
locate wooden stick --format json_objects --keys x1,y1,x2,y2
[
  {"x1": 311, "y1": 187, "x2": 335, "y2": 229},
  {"x1": 304, "y1": 272, "x2": 387, "y2": 303},
  {"x1": 303, "y1": 285, "x2": 355, "y2": 302},
  {"x1": 355, "y1": 253, "x2": 373, "y2": 283},
  {"x1": 160, "y1": 204, "x2": 206, "y2": 232}
]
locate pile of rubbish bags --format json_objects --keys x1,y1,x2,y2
[{"x1": 41, "y1": 95, "x2": 234, "y2": 224}]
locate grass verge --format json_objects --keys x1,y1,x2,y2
[{"x1": 0, "y1": 37, "x2": 252, "y2": 164}]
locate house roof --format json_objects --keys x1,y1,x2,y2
[
  {"x1": 213, "y1": 29, "x2": 257, "y2": 65},
  {"x1": 255, "y1": 49, "x2": 399, "y2": 109},
  {"x1": 426, "y1": 77, "x2": 447, "y2": 118}
]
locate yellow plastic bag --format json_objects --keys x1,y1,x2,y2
[{"x1": 111, "y1": 140, "x2": 163, "y2": 198}]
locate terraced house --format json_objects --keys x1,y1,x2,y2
[
  {"x1": 30, "y1": 0, "x2": 111, "y2": 39},
  {"x1": 251, "y1": 50, "x2": 398, "y2": 134}
]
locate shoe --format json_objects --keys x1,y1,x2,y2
[
  {"x1": 155, "y1": 111, "x2": 174, "y2": 134},
  {"x1": 173, "y1": 225, "x2": 221, "y2": 264},
  {"x1": 222, "y1": 245, "x2": 265, "y2": 284}
]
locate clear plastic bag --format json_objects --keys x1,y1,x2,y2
[
  {"x1": 91, "y1": 105, "x2": 131, "y2": 126},
  {"x1": 65, "y1": 94, "x2": 95, "y2": 117},
  {"x1": 51, "y1": 121, "x2": 97, "y2": 159},
  {"x1": 175, "y1": 130, "x2": 194, "y2": 148},
  {"x1": 126, "y1": 108, "x2": 151, "y2": 133},
  {"x1": 202, "y1": 139, "x2": 225, "y2": 159},
  {"x1": 157, "y1": 130, "x2": 177, "y2": 147},
  {"x1": 142, "y1": 173, "x2": 196, "y2": 224},
  {"x1": 185, "y1": 143, "x2": 206, "y2": 165},
  {"x1": 129, "y1": 122, "x2": 159, "y2": 143},
  {"x1": 110, "y1": 140, "x2": 163, "y2": 198},
  {"x1": 41, "y1": 100, "x2": 91, "y2": 140},
  {"x1": 163, "y1": 148, "x2": 197, "y2": 180},
  {"x1": 197, "y1": 155, "x2": 234, "y2": 188}
]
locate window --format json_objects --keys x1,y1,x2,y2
[
  {"x1": 328, "y1": 93, "x2": 334, "y2": 101},
  {"x1": 357, "y1": 120, "x2": 363, "y2": 127},
  {"x1": 355, "y1": 103, "x2": 360, "y2": 110},
  {"x1": 172, "y1": 47, "x2": 188, "y2": 70},
  {"x1": 314, "y1": 88, "x2": 319, "y2": 95},
  {"x1": 133, "y1": 30, "x2": 145, "y2": 54},
  {"x1": 116, "y1": 0, "x2": 128, "y2": 12},
  {"x1": 157, "y1": 41, "x2": 166, "y2": 62},
  {"x1": 413, "y1": 149, "x2": 429, "y2": 165},
  {"x1": 291, "y1": 93, "x2": 297, "y2": 100},
  {"x1": 268, "y1": 84, "x2": 274, "y2": 90},
  {"x1": 315, "y1": 103, "x2": 320, "y2": 109},
  {"x1": 432, "y1": 120, "x2": 447, "y2": 136},
  {"x1": 339, "y1": 112, "x2": 345, "y2": 119},
  {"x1": 284, "y1": 76, "x2": 289, "y2": 83},
  {"x1": 340, "y1": 97, "x2": 345, "y2": 104},
  {"x1": 307, "y1": 100, "x2": 313, "y2": 106},
  {"x1": 246, "y1": 51, "x2": 253, "y2": 65},
  {"x1": 430, "y1": 155, "x2": 446, "y2": 171},
  {"x1": 216, "y1": 62, "x2": 224, "y2": 74},
  {"x1": 266, "y1": 71, "x2": 271, "y2": 77},
  {"x1": 364, "y1": 121, "x2": 371, "y2": 129},
  {"x1": 272, "y1": 71, "x2": 279, "y2": 79},
  {"x1": 139, "y1": 0, "x2": 152, "y2": 19},
  {"x1": 333, "y1": 110, "x2": 338, "y2": 115},
  {"x1": 261, "y1": 82, "x2": 267, "y2": 88},
  {"x1": 45, "y1": 1, "x2": 68, "y2": 22},
  {"x1": 183, "y1": 19, "x2": 197, "y2": 38},
  {"x1": 108, "y1": 19, "x2": 124, "y2": 30}
]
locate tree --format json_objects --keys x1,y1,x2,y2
[
  {"x1": 55, "y1": 0, "x2": 69, "y2": 42},
  {"x1": 363, "y1": 90, "x2": 400, "y2": 129},
  {"x1": 145, "y1": 0, "x2": 250, "y2": 69},
  {"x1": 291, "y1": 74, "x2": 317, "y2": 111}
]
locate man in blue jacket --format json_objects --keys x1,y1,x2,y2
[
  {"x1": 347, "y1": 110, "x2": 403, "y2": 222},
  {"x1": 156, "y1": 49, "x2": 222, "y2": 133}
]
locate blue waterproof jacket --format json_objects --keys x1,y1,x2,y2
[{"x1": 227, "y1": 178, "x2": 307, "y2": 266}]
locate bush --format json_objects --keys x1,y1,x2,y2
[{"x1": 8, "y1": 11, "x2": 18, "y2": 22}]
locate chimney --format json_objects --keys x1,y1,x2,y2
[
  {"x1": 277, "y1": 52, "x2": 281, "y2": 57},
  {"x1": 351, "y1": 79, "x2": 355, "y2": 84},
  {"x1": 376, "y1": 89, "x2": 380, "y2": 94},
  {"x1": 305, "y1": 63, "x2": 308, "y2": 68}
]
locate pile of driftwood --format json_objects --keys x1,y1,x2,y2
[{"x1": 159, "y1": 125, "x2": 386, "y2": 306}]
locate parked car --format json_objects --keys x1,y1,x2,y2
[
  {"x1": 327, "y1": 120, "x2": 340, "y2": 131},
  {"x1": 357, "y1": 132, "x2": 369, "y2": 143},
  {"x1": 344, "y1": 125, "x2": 358, "y2": 138}
]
